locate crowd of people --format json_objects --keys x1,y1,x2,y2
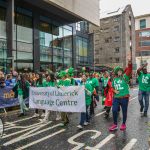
[{"x1": 0, "y1": 61, "x2": 149, "y2": 131}]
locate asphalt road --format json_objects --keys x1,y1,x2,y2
[{"x1": 0, "y1": 87, "x2": 149, "y2": 150}]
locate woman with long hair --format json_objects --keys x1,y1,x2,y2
[{"x1": 13, "y1": 74, "x2": 30, "y2": 117}]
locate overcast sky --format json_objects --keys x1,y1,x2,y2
[{"x1": 100, "y1": 0, "x2": 150, "y2": 17}]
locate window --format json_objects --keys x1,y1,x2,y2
[
  {"x1": 115, "y1": 58, "x2": 120, "y2": 63},
  {"x1": 114, "y1": 26, "x2": 119, "y2": 32},
  {"x1": 140, "y1": 19, "x2": 146, "y2": 29},
  {"x1": 76, "y1": 21, "x2": 88, "y2": 32},
  {"x1": 139, "y1": 31, "x2": 150, "y2": 37},
  {"x1": 139, "y1": 40, "x2": 150, "y2": 47},
  {"x1": 114, "y1": 36, "x2": 120, "y2": 42},
  {"x1": 115, "y1": 47, "x2": 120, "y2": 53},
  {"x1": 114, "y1": 16, "x2": 120, "y2": 22},
  {"x1": 105, "y1": 37, "x2": 112, "y2": 43},
  {"x1": 76, "y1": 22, "x2": 81, "y2": 31}
]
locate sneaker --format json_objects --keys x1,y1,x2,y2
[
  {"x1": 56, "y1": 116, "x2": 61, "y2": 121},
  {"x1": 77, "y1": 125, "x2": 83, "y2": 129},
  {"x1": 140, "y1": 106, "x2": 144, "y2": 113},
  {"x1": 120, "y1": 124, "x2": 126, "y2": 131},
  {"x1": 109, "y1": 124, "x2": 118, "y2": 131},
  {"x1": 18, "y1": 113, "x2": 25, "y2": 117},
  {"x1": 33, "y1": 113, "x2": 40, "y2": 118},
  {"x1": 84, "y1": 122, "x2": 89, "y2": 126},
  {"x1": 144, "y1": 112, "x2": 147, "y2": 117},
  {"x1": 41, "y1": 113, "x2": 45, "y2": 117}
]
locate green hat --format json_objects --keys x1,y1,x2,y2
[
  {"x1": 59, "y1": 71, "x2": 66, "y2": 78},
  {"x1": 68, "y1": 67, "x2": 74, "y2": 77},
  {"x1": 114, "y1": 66, "x2": 124, "y2": 74}
]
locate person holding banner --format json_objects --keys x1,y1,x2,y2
[
  {"x1": 41, "y1": 73, "x2": 57, "y2": 123},
  {"x1": 77, "y1": 74, "x2": 93, "y2": 129},
  {"x1": 58, "y1": 71, "x2": 71, "y2": 126},
  {"x1": 13, "y1": 74, "x2": 30, "y2": 117},
  {"x1": 33, "y1": 73, "x2": 45, "y2": 117}
]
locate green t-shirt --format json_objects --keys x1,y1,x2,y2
[
  {"x1": 87, "y1": 78, "x2": 94, "y2": 91},
  {"x1": 58, "y1": 78, "x2": 71, "y2": 87},
  {"x1": 112, "y1": 74, "x2": 130, "y2": 98},
  {"x1": 17, "y1": 81, "x2": 30, "y2": 96},
  {"x1": 138, "y1": 72, "x2": 150, "y2": 92},
  {"x1": 43, "y1": 81, "x2": 56, "y2": 87},
  {"x1": 101, "y1": 77, "x2": 109, "y2": 88},
  {"x1": 92, "y1": 78, "x2": 99, "y2": 88},
  {"x1": 81, "y1": 82, "x2": 93, "y2": 106}
]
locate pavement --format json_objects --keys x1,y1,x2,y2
[{"x1": 0, "y1": 87, "x2": 150, "y2": 150}]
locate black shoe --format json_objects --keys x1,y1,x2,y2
[
  {"x1": 104, "y1": 112, "x2": 109, "y2": 119},
  {"x1": 18, "y1": 113, "x2": 25, "y2": 117},
  {"x1": 144, "y1": 112, "x2": 147, "y2": 117},
  {"x1": 140, "y1": 106, "x2": 144, "y2": 113}
]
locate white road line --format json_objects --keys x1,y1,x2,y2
[
  {"x1": 85, "y1": 134, "x2": 115, "y2": 150},
  {"x1": 3, "y1": 123, "x2": 62, "y2": 146},
  {"x1": 5, "y1": 116, "x2": 34, "y2": 124},
  {"x1": 95, "y1": 111, "x2": 105, "y2": 117},
  {"x1": 4, "y1": 121, "x2": 44, "y2": 131},
  {"x1": 122, "y1": 138, "x2": 137, "y2": 150},
  {"x1": 68, "y1": 130, "x2": 101, "y2": 150},
  {"x1": 130, "y1": 96, "x2": 138, "y2": 102},
  {"x1": 15, "y1": 129, "x2": 65, "y2": 150},
  {"x1": 2, "y1": 122, "x2": 44, "y2": 139}
]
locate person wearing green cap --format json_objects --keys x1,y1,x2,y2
[
  {"x1": 137, "y1": 63, "x2": 150, "y2": 117},
  {"x1": 58, "y1": 70, "x2": 71, "y2": 126},
  {"x1": 77, "y1": 74, "x2": 93, "y2": 129},
  {"x1": 67, "y1": 67, "x2": 76, "y2": 86},
  {"x1": 109, "y1": 60, "x2": 132, "y2": 132}
]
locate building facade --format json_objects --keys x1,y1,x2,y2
[
  {"x1": 0, "y1": 0, "x2": 99, "y2": 72},
  {"x1": 135, "y1": 14, "x2": 150, "y2": 72},
  {"x1": 90, "y1": 5, "x2": 136, "y2": 70}
]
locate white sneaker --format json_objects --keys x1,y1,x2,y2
[
  {"x1": 84, "y1": 122, "x2": 89, "y2": 126},
  {"x1": 39, "y1": 119, "x2": 48, "y2": 123},
  {"x1": 56, "y1": 116, "x2": 61, "y2": 121},
  {"x1": 33, "y1": 113, "x2": 39, "y2": 118},
  {"x1": 41, "y1": 113, "x2": 45, "y2": 117},
  {"x1": 77, "y1": 125, "x2": 83, "y2": 129}
]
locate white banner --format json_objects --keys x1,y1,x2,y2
[{"x1": 29, "y1": 86, "x2": 86, "y2": 112}]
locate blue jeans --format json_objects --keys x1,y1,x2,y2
[
  {"x1": 80, "y1": 106, "x2": 90, "y2": 125},
  {"x1": 112, "y1": 98, "x2": 129, "y2": 125},
  {"x1": 138, "y1": 90, "x2": 149, "y2": 113}
]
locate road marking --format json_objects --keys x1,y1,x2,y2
[
  {"x1": 95, "y1": 111, "x2": 105, "y2": 117},
  {"x1": 4, "y1": 121, "x2": 44, "y2": 131},
  {"x1": 85, "y1": 134, "x2": 115, "y2": 150},
  {"x1": 3, "y1": 123, "x2": 62, "y2": 146},
  {"x1": 130, "y1": 96, "x2": 138, "y2": 102},
  {"x1": 2, "y1": 122, "x2": 44, "y2": 138},
  {"x1": 68, "y1": 130, "x2": 101, "y2": 150},
  {"x1": 15, "y1": 129, "x2": 65, "y2": 150},
  {"x1": 122, "y1": 138, "x2": 137, "y2": 150},
  {"x1": 5, "y1": 116, "x2": 34, "y2": 124}
]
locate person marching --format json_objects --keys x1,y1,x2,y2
[
  {"x1": 77, "y1": 74, "x2": 93, "y2": 129},
  {"x1": 58, "y1": 70, "x2": 71, "y2": 126},
  {"x1": 137, "y1": 63, "x2": 150, "y2": 117},
  {"x1": 101, "y1": 71, "x2": 109, "y2": 108},
  {"x1": 13, "y1": 74, "x2": 30, "y2": 117},
  {"x1": 104, "y1": 71, "x2": 115, "y2": 118},
  {"x1": 42, "y1": 73, "x2": 56, "y2": 123},
  {"x1": 109, "y1": 60, "x2": 132, "y2": 131}
]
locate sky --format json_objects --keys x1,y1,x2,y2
[{"x1": 100, "y1": 0, "x2": 150, "y2": 17}]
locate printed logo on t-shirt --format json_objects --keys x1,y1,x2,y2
[{"x1": 142, "y1": 76, "x2": 149, "y2": 84}]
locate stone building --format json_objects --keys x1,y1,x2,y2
[
  {"x1": 135, "y1": 14, "x2": 150, "y2": 72},
  {"x1": 90, "y1": 5, "x2": 135, "y2": 70}
]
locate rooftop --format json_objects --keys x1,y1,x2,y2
[
  {"x1": 100, "y1": 5, "x2": 130, "y2": 19},
  {"x1": 135, "y1": 13, "x2": 150, "y2": 19}
]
